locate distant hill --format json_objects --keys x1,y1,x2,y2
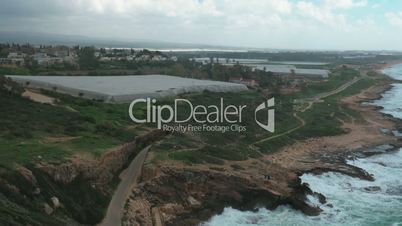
[{"x1": 0, "y1": 31, "x2": 245, "y2": 50}]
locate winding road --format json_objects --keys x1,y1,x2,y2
[
  {"x1": 99, "y1": 74, "x2": 365, "y2": 225},
  {"x1": 99, "y1": 146, "x2": 151, "y2": 226}
]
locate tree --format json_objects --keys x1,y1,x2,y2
[
  {"x1": 24, "y1": 56, "x2": 39, "y2": 72},
  {"x1": 78, "y1": 47, "x2": 98, "y2": 70}
]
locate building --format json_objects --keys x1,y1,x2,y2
[
  {"x1": 33, "y1": 51, "x2": 75, "y2": 65},
  {"x1": 0, "y1": 58, "x2": 12, "y2": 66},
  {"x1": 249, "y1": 64, "x2": 329, "y2": 78},
  {"x1": 4, "y1": 53, "x2": 25, "y2": 66},
  {"x1": 7, "y1": 52, "x2": 26, "y2": 59},
  {"x1": 229, "y1": 77, "x2": 258, "y2": 86}
]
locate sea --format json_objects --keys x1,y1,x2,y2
[{"x1": 201, "y1": 64, "x2": 402, "y2": 226}]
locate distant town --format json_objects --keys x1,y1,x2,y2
[
  {"x1": 0, "y1": 43, "x2": 400, "y2": 97},
  {"x1": 0, "y1": 44, "x2": 178, "y2": 68}
]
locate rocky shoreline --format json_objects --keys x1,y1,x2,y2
[
  {"x1": 123, "y1": 145, "x2": 401, "y2": 226},
  {"x1": 120, "y1": 74, "x2": 402, "y2": 226},
  {"x1": 123, "y1": 166, "x2": 325, "y2": 226}
]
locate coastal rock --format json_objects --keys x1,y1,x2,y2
[
  {"x1": 187, "y1": 196, "x2": 201, "y2": 207},
  {"x1": 122, "y1": 167, "x2": 321, "y2": 226},
  {"x1": 51, "y1": 196, "x2": 60, "y2": 208},
  {"x1": 36, "y1": 130, "x2": 167, "y2": 191},
  {"x1": 39, "y1": 164, "x2": 78, "y2": 184},
  {"x1": 16, "y1": 165, "x2": 40, "y2": 194},
  {"x1": 380, "y1": 128, "x2": 391, "y2": 135},
  {"x1": 364, "y1": 186, "x2": 381, "y2": 193},
  {"x1": 43, "y1": 203, "x2": 53, "y2": 215},
  {"x1": 122, "y1": 197, "x2": 152, "y2": 226},
  {"x1": 33, "y1": 188, "x2": 41, "y2": 195},
  {"x1": 141, "y1": 163, "x2": 161, "y2": 182},
  {"x1": 230, "y1": 164, "x2": 245, "y2": 171},
  {"x1": 392, "y1": 130, "x2": 402, "y2": 137}
]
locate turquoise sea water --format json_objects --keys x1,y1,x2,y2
[{"x1": 202, "y1": 65, "x2": 402, "y2": 226}]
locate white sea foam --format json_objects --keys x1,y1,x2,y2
[
  {"x1": 202, "y1": 64, "x2": 402, "y2": 226},
  {"x1": 203, "y1": 150, "x2": 402, "y2": 226}
]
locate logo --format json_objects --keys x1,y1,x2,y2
[
  {"x1": 254, "y1": 98, "x2": 275, "y2": 132},
  {"x1": 128, "y1": 97, "x2": 275, "y2": 133}
]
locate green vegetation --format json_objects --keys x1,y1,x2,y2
[
  {"x1": 151, "y1": 89, "x2": 300, "y2": 164},
  {"x1": 78, "y1": 46, "x2": 99, "y2": 70},
  {"x1": 0, "y1": 64, "x2": 384, "y2": 225},
  {"x1": 151, "y1": 68, "x2": 380, "y2": 163},
  {"x1": 0, "y1": 77, "x2": 148, "y2": 168},
  {"x1": 256, "y1": 75, "x2": 378, "y2": 152},
  {"x1": 294, "y1": 67, "x2": 359, "y2": 98},
  {"x1": 0, "y1": 165, "x2": 110, "y2": 225},
  {"x1": 0, "y1": 66, "x2": 30, "y2": 75},
  {"x1": 0, "y1": 76, "x2": 148, "y2": 225}
]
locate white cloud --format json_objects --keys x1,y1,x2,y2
[
  {"x1": 224, "y1": 0, "x2": 293, "y2": 14},
  {"x1": 386, "y1": 12, "x2": 402, "y2": 27},
  {"x1": 324, "y1": 0, "x2": 367, "y2": 9},
  {"x1": 79, "y1": 0, "x2": 223, "y2": 17},
  {"x1": 2, "y1": 0, "x2": 401, "y2": 50},
  {"x1": 296, "y1": 1, "x2": 348, "y2": 27}
]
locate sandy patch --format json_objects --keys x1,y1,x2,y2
[
  {"x1": 43, "y1": 136, "x2": 81, "y2": 143},
  {"x1": 22, "y1": 89, "x2": 56, "y2": 105}
]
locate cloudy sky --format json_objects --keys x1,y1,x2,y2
[{"x1": 1, "y1": 0, "x2": 402, "y2": 50}]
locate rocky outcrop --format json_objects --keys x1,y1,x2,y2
[
  {"x1": 43, "y1": 203, "x2": 54, "y2": 215},
  {"x1": 123, "y1": 197, "x2": 153, "y2": 226},
  {"x1": 37, "y1": 129, "x2": 167, "y2": 192},
  {"x1": 16, "y1": 165, "x2": 38, "y2": 187},
  {"x1": 123, "y1": 167, "x2": 321, "y2": 226},
  {"x1": 51, "y1": 196, "x2": 61, "y2": 208},
  {"x1": 122, "y1": 140, "x2": 398, "y2": 226}
]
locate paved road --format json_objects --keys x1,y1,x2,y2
[{"x1": 99, "y1": 146, "x2": 150, "y2": 226}]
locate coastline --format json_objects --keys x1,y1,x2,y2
[
  {"x1": 375, "y1": 60, "x2": 402, "y2": 74},
  {"x1": 121, "y1": 67, "x2": 402, "y2": 226}
]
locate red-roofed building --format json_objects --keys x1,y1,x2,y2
[{"x1": 229, "y1": 77, "x2": 258, "y2": 86}]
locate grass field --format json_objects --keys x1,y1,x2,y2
[
  {"x1": 0, "y1": 67, "x2": 375, "y2": 167},
  {"x1": 256, "y1": 74, "x2": 377, "y2": 152},
  {"x1": 152, "y1": 68, "x2": 380, "y2": 163},
  {"x1": 0, "y1": 86, "x2": 149, "y2": 168}
]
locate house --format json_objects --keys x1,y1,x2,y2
[
  {"x1": 33, "y1": 52, "x2": 65, "y2": 65},
  {"x1": 99, "y1": 57, "x2": 112, "y2": 62},
  {"x1": 151, "y1": 55, "x2": 167, "y2": 61},
  {"x1": 7, "y1": 52, "x2": 26, "y2": 59},
  {"x1": 192, "y1": 57, "x2": 212, "y2": 65},
  {"x1": 229, "y1": 77, "x2": 258, "y2": 86},
  {"x1": 33, "y1": 52, "x2": 50, "y2": 65},
  {"x1": 10, "y1": 58, "x2": 25, "y2": 66},
  {"x1": 5, "y1": 53, "x2": 25, "y2": 66},
  {"x1": 45, "y1": 46, "x2": 70, "y2": 58},
  {"x1": 0, "y1": 58, "x2": 12, "y2": 65}
]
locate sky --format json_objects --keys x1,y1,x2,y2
[{"x1": 1, "y1": 0, "x2": 402, "y2": 50}]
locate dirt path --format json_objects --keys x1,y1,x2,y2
[
  {"x1": 253, "y1": 112, "x2": 305, "y2": 146},
  {"x1": 251, "y1": 76, "x2": 362, "y2": 146},
  {"x1": 268, "y1": 83, "x2": 397, "y2": 172},
  {"x1": 99, "y1": 146, "x2": 151, "y2": 226},
  {"x1": 314, "y1": 76, "x2": 360, "y2": 100}
]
